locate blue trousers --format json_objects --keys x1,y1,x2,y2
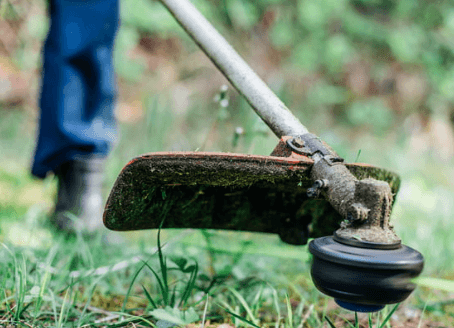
[{"x1": 32, "y1": 0, "x2": 119, "y2": 178}]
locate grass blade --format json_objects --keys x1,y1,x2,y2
[
  {"x1": 413, "y1": 277, "x2": 454, "y2": 292},
  {"x1": 170, "y1": 284, "x2": 177, "y2": 308},
  {"x1": 34, "y1": 265, "x2": 51, "y2": 318},
  {"x1": 77, "y1": 276, "x2": 104, "y2": 327},
  {"x1": 142, "y1": 285, "x2": 158, "y2": 310},
  {"x1": 142, "y1": 261, "x2": 167, "y2": 306},
  {"x1": 157, "y1": 222, "x2": 169, "y2": 304},
  {"x1": 49, "y1": 290, "x2": 58, "y2": 327},
  {"x1": 339, "y1": 314, "x2": 356, "y2": 328},
  {"x1": 285, "y1": 293, "x2": 293, "y2": 328},
  {"x1": 251, "y1": 283, "x2": 264, "y2": 319},
  {"x1": 324, "y1": 316, "x2": 337, "y2": 328},
  {"x1": 57, "y1": 286, "x2": 71, "y2": 328},
  {"x1": 201, "y1": 295, "x2": 210, "y2": 328},
  {"x1": 223, "y1": 307, "x2": 261, "y2": 328},
  {"x1": 298, "y1": 304, "x2": 314, "y2": 328},
  {"x1": 417, "y1": 301, "x2": 428, "y2": 328},
  {"x1": 270, "y1": 285, "x2": 281, "y2": 328},
  {"x1": 379, "y1": 303, "x2": 399, "y2": 328},
  {"x1": 228, "y1": 287, "x2": 259, "y2": 326},
  {"x1": 110, "y1": 312, "x2": 156, "y2": 327},
  {"x1": 179, "y1": 261, "x2": 199, "y2": 308},
  {"x1": 122, "y1": 260, "x2": 148, "y2": 313},
  {"x1": 355, "y1": 149, "x2": 362, "y2": 163}
]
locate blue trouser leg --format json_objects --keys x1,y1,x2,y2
[{"x1": 32, "y1": 0, "x2": 119, "y2": 179}]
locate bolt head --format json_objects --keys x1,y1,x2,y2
[
  {"x1": 314, "y1": 180, "x2": 323, "y2": 188},
  {"x1": 307, "y1": 188, "x2": 318, "y2": 198},
  {"x1": 292, "y1": 137, "x2": 305, "y2": 148}
]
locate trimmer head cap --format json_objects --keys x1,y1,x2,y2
[{"x1": 309, "y1": 236, "x2": 424, "y2": 311}]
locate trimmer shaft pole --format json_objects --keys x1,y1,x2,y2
[
  {"x1": 159, "y1": 0, "x2": 308, "y2": 138},
  {"x1": 158, "y1": 0, "x2": 399, "y2": 240}
]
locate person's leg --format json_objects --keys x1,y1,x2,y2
[{"x1": 32, "y1": 0, "x2": 119, "y2": 232}]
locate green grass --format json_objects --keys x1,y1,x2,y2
[{"x1": 1, "y1": 98, "x2": 454, "y2": 327}]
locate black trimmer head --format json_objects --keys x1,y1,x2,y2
[{"x1": 309, "y1": 235, "x2": 424, "y2": 312}]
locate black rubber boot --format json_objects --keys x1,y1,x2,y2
[{"x1": 51, "y1": 157, "x2": 106, "y2": 233}]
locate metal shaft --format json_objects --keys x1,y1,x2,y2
[
  {"x1": 158, "y1": 0, "x2": 398, "y2": 232},
  {"x1": 159, "y1": 0, "x2": 308, "y2": 138}
]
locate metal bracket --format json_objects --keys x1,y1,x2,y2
[
  {"x1": 287, "y1": 134, "x2": 344, "y2": 163},
  {"x1": 286, "y1": 136, "x2": 312, "y2": 155}
]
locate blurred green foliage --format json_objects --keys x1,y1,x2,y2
[
  {"x1": 0, "y1": 0, "x2": 454, "y2": 141},
  {"x1": 2, "y1": 0, "x2": 453, "y2": 134},
  {"x1": 115, "y1": 0, "x2": 454, "y2": 134}
]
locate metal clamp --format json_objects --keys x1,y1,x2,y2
[
  {"x1": 287, "y1": 134, "x2": 333, "y2": 156},
  {"x1": 287, "y1": 134, "x2": 344, "y2": 164}
]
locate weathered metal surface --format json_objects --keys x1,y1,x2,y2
[
  {"x1": 273, "y1": 136, "x2": 400, "y2": 244},
  {"x1": 103, "y1": 152, "x2": 401, "y2": 241}
]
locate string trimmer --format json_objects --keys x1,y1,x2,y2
[{"x1": 103, "y1": 0, "x2": 423, "y2": 312}]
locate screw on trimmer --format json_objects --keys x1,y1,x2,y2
[{"x1": 103, "y1": 0, "x2": 423, "y2": 312}]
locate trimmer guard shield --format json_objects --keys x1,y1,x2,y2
[{"x1": 103, "y1": 152, "x2": 400, "y2": 240}]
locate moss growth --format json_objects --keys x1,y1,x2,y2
[{"x1": 104, "y1": 153, "x2": 400, "y2": 242}]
